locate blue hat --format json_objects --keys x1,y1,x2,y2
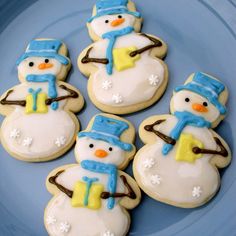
[
  {"x1": 175, "y1": 72, "x2": 226, "y2": 114},
  {"x1": 78, "y1": 115, "x2": 133, "y2": 151},
  {"x1": 88, "y1": 0, "x2": 141, "y2": 22},
  {"x1": 16, "y1": 39, "x2": 69, "y2": 65}
]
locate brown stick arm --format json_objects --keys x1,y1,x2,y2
[
  {"x1": 192, "y1": 137, "x2": 228, "y2": 157},
  {"x1": 144, "y1": 120, "x2": 176, "y2": 145},
  {"x1": 81, "y1": 47, "x2": 109, "y2": 64},
  {"x1": 100, "y1": 175, "x2": 136, "y2": 200},
  {"x1": 46, "y1": 85, "x2": 79, "y2": 105},
  {"x1": 48, "y1": 170, "x2": 73, "y2": 198},
  {"x1": 0, "y1": 90, "x2": 26, "y2": 106},
  {"x1": 130, "y1": 33, "x2": 163, "y2": 57}
]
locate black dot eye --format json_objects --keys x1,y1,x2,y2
[
  {"x1": 45, "y1": 59, "x2": 49, "y2": 63},
  {"x1": 118, "y1": 15, "x2": 122, "y2": 19},
  {"x1": 89, "y1": 144, "x2": 94, "y2": 148},
  {"x1": 203, "y1": 102, "x2": 208, "y2": 107},
  {"x1": 29, "y1": 62, "x2": 34, "y2": 67},
  {"x1": 185, "y1": 98, "x2": 190, "y2": 102},
  {"x1": 109, "y1": 147, "x2": 113, "y2": 152},
  {"x1": 105, "y1": 20, "x2": 109, "y2": 23}
]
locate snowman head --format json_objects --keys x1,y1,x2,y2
[
  {"x1": 87, "y1": 0, "x2": 142, "y2": 39},
  {"x1": 75, "y1": 114, "x2": 136, "y2": 168},
  {"x1": 17, "y1": 39, "x2": 71, "y2": 82},
  {"x1": 171, "y1": 73, "x2": 228, "y2": 127}
]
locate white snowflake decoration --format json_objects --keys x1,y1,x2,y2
[
  {"x1": 143, "y1": 158, "x2": 155, "y2": 169},
  {"x1": 103, "y1": 230, "x2": 115, "y2": 236},
  {"x1": 22, "y1": 137, "x2": 33, "y2": 147},
  {"x1": 150, "y1": 174, "x2": 161, "y2": 185},
  {"x1": 55, "y1": 136, "x2": 66, "y2": 147},
  {"x1": 192, "y1": 186, "x2": 202, "y2": 198},
  {"x1": 10, "y1": 129, "x2": 20, "y2": 139},
  {"x1": 112, "y1": 94, "x2": 123, "y2": 104},
  {"x1": 148, "y1": 74, "x2": 160, "y2": 86},
  {"x1": 46, "y1": 215, "x2": 57, "y2": 225},
  {"x1": 59, "y1": 222, "x2": 71, "y2": 233},
  {"x1": 102, "y1": 80, "x2": 112, "y2": 90}
]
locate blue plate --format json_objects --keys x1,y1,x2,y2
[{"x1": 0, "y1": 0, "x2": 235, "y2": 235}]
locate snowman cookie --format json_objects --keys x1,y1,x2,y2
[
  {"x1": 45, "y1": 114, "x2": 141, "y2": 236},
  {"x1": 133, "y1": 72, "x2": 231, "y2": 208},
  {"x1": 0, "y1": 39, "x2": 84, "y2": 162},
  {"x1": 78, "y1": 0, "x2": 168, "y2": 114}
]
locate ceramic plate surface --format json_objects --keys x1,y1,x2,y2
[{"x1": 0, "y1": 0, "x2": 235, "y2": 235}]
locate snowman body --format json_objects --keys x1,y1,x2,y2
[
  {"x1": 88, "y1": 32, "x2": 165, "y2": 106},
  {"x1": 134, "y1": 115, "x2": 219, "y2": 207},
  {"x1": 45, "y1": 165, "x2": 129, "y2": 236},
  {"x1": 1, "y1": 82, "x2": 76, "y2": 160}
]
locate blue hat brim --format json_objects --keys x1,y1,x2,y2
[
  {"x1": 78, "y1": 131, "x2": 133, "y2": 151},
  {"x1": 175, "y1": 85, "x2": 227, "y2": 115},
  {"x1": 88, "y1": 9, "x2": 141, "y2": 22},
  {"x1": 16, "y1": 52, "x2": 69, "y2": 65}
]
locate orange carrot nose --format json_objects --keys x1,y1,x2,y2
[
  {"x1": 38, "y1": 63, "x2": 53, "y2": 70},
  {"x1": 94, "y1": 149, "x2": 108, "y2": 158},
  {"x1": 192, "y1": 103, "x2": 208, "y2": 112},
  {"x1": 111, "y1": 18, "x2": 125, "y2": 27}
]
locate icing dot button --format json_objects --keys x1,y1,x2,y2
[
  {"x1": 10, "y1": 129, "x2": 21, "y2": 139},
  {"x1": 192, "y1": 186, "x2": 202, "y2": 198},
  {"x1": 150, "y1": 174, "x2": 161, "y2": 185},
  {"x1": 112, "y1": 94, "x2": 123, "y2": 104},
  {"x1": 55, "y1": 136, "x2": 66, "y2": 147},
  {"x1": 59, "y1": 221, "x2": 71, "y2": 233},
  {"x1": 148, "y1": 74, "x2": 160, "y2": 86},
  {"x1": 103, "y1": 230, "x2": 115, "y2": 236},
  {"x1": 46, "y1": 215, "x2": 57, "y2": 225},
  {"x1": 102, "y1": 80, "x2": 112, "y2": 90},
  {"x1": 143, "y1": 158, "x2": 155, "y2": 169},
  {"x1": 22, "y1": 137, "x2": 33, "y2": 147}
]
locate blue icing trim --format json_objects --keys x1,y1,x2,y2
[
  {"x1": 78, "y1": 115, "x2": 133, "y2": 151},
  {"x1": 16, "y1": 40, "x2": 69, "y2": 65},
  {"x1": 28, "y1": 88, "x2": 42, "y2": 111},
  {"x1": 81, "y1": 160, "x2": 117, "y2": 209},
  {"x1": 102, "y1": 26, "x2": 134, "y2": 75},
  {"x1": 26, "y1": 74, "x2": 58, "y2": 110},
  {"x1": 82, "y1": 176, "x2": 99, "y2": 206},
  {"x1": 88, "y1": 0, "x2": 141, "y2": 22},
  {"x1": 175, "y1": 72, "x2": 226, "y2": 114},
  {"x1": 162, "y1": 111, "x2": 211, "y2": 155}
]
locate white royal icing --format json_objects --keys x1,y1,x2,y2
[
  {"x1": 135, "y1": 115, "x2": 219, "y2": 205},
  {"x1": 102, "y1": 80, "x2": 113, "y2": 90},
  {"x1": 1, "y1": 83, "x2": 76, "y2": 159},
  {"x1": 192, "y1": 186, "x2": 202, "y2": 198},
  {"x1": 22, "y1": 137, "x2": 33, "y2": 147},
  {"x1": 143, "y1": 158, "x2": 155, "y2": 169},
  {"x1": 46, "y1": 215, "x2": 57, "y2": 225},
  {"x1": 18, "y1": 57, "x2": 62, "y2": 79},
  {"x1": 55, "y1": 136, "x2": 66, "y2": 147},
  {"x1": 148, "y1": 74, "x2": 160, "y2": 86},
  {"x1": 10, "y1": 129, "x2": 21, "y2": 139},
  {"x1": 172, "y1": 90, "x2": 220, "y2": 123},
  {"x1": 87, "y1": 32, "x2": 165, "y2": 107},
  {"x1": 59, "y1": 222, "x2": 71, "y2": 233},
  {"x1": 103, "y1": 230, "x2": 115, "y2": 236},
  {"x1": 45, "y1": 165, "x2": 129, "y2": 236},
  {"x1": 150, "y1": 174, "x2": 161, "y2": 185},
  {"x1": 112, "y1": 94, "x2": 123, "y2": 104}
]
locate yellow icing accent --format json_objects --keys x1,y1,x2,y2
[
  {"x1": 175, "y1": 133, "x2": 204, "y2": 163},
  {"x1": 25, "y1": 93, "x2": 48, "y2": 114},
  {"x1": 71, "y1": 181, "x2": 104, "y2": 210},
  {"x1": 113, "y1": 46, "x2": 140, "y2": 71}
]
